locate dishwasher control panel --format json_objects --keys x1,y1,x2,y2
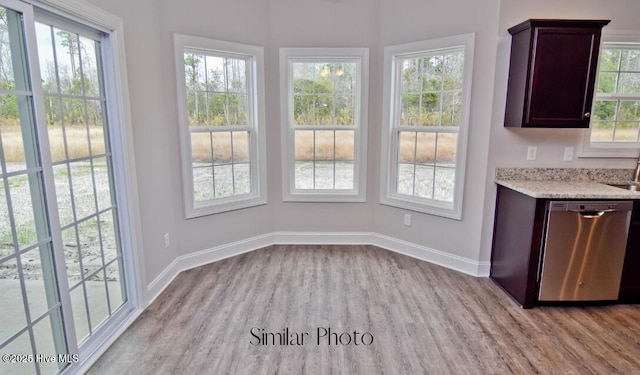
[{"x1": 548, "y1": 201, "x2": 633, "y2": 213}]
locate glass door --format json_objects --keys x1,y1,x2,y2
[
  {"x1": 35, "y1": 14, "x2": 127, "y2": 348},
  {"x1": 0, "y1": 1, "x2": 129, "y2": 373}
]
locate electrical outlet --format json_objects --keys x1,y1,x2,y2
[
  {"x1": 563, "y1": 147, "x2": 574, "y2": 161},
  {"x1": 404, "y1": 213, "x2": 412, "y2": 227},
  {"x1": 527, "y1": 146, "x2": 537, "y2": 161},
  {"x1": 164, "y1": 233, "x2": 170, "y2": 248}
]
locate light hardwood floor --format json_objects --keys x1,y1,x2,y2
[{"x1": 89, "y1": 245, "x2": 640, "y2": 374}]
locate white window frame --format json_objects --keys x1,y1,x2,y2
[
  {"x1": 379, "y1": 34, "x2": 474, "y2": 220},
  {"x1": 174, "y1": 35, "x2": 267, "y2": 218},
  {"x1": 279, "y1": 48, "x2": 369, "y2": 202},
  {"x1": 580, "y1": 31, "x2": 640, "y2": 159}
]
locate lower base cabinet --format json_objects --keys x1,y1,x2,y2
[
  {"x1": 620, "y1": 201, "x2": 640, "y2": 302},
  {"x1": 490, "y1": 186, "x2": 640, "y2": 308}
]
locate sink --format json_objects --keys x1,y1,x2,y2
[{"x1": 607, "y1": 183, "x2": 640, "y2": 192}]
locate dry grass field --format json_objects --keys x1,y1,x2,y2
[
  {"x1": 6, "y1": 123, "x2": 634, "y2": 170},
  {"x1": 294, "y1": 130, "x2": 354, "y2": 161},
  {"x1": 0, "y1": 123, "x2": 105, "y2": 163},
  {"x1": 190, "y1": 131, "x2": 249, "y2": 163},
  {"x1": 188, "y1": 129, "x2": 458, "y2": 165},
  {"x1": 398, "y1": 131, "x2": 457, "y2": 164},
  {"x1": 591, "y1": 128, "x2": 640, "y2": 142}
]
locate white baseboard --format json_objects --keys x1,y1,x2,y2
[
  {"x1": 272, "y1": 231, "x2": 374, "y2": 245},
  {"x1": 146, "y1": 231, "x2": 490, "y2": 306},
  {"x1": 146, "y1": 257, "x2": 181, "y2": 307},
  {"x1": 371, "y1": 233, "x2": 491, "y2": 277}
]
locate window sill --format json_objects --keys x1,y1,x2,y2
[
  {"x1": 282, "y1": 190, "x2": 366, "y2": 203},
  {"x1": 380, "y1": 195, "x2": 462, "y2": 221},
  {"x1": 579, "y1": 139, "x2": 640, "y2": 159},
  {"x1": 186, "y1": 195, "x2": 268, "y2": 219}
]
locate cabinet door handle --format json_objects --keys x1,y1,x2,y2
[{"x1": 584, "y1": 112, "x2": 591, "y2": 118}]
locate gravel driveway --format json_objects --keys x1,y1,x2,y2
[{"x1": 1, "y1": 162, "x2": 120, "y2": 282}]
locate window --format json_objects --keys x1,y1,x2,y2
[
  {"x1": 583, "y1": 33, "x2": 640, "y2": 157},
  {"x1": 590, "y1": 45, "x2": 640, "y2": 142},
  {"x1": 280, "y1": 48, "x2": 368, "y2": 202},
  {"x1": 0, "y1": 0, "x2": 137, "y2": 373},
  {"x1": 174, "y1": 35, "x2": 267, "y2": 218},
  {"x1": 379, "y1": 34, "x2": 474, "y2": 220}
]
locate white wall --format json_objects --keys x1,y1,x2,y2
[
  {"x1": 82, "y1": 0, "x2": 502, "y2": 287},
  {"x1": 158, "y1": 0, "x2": 276, "y2": 257},
  {"x1": 81, "y1": 0, "x2": 640, "y2": 291},
  {"x1": 85, "y1": 0, "x2": 181, "y2": 283},
  {"x1": 268, "y1": 0, "x2": 379, "y2": 233},
  {"x1": 478, "y1": 0, "x2": 640, "y2": 261},
  {"x1": 374, "y1": 0, "x2": 500, "y2": 262}
]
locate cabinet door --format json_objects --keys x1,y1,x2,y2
[
  {"x1": 620, "y1": 203, "x2": 640, "y2": 302},
  {"x1": 490, "y1": 186, "x2": 547, "y2": 308},
  {"x1": 525, "y1": 27, "x2": 601, "y2": 127}
]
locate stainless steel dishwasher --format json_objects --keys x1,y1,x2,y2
[{"x1": 538, "y1": 200, "x2": 632, "y2": 302}]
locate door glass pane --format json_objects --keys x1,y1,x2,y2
[
  {"x1": 87, "y1": 272, "x2": 109, "y2": 329},
  {"x1": 94, "y1": 156, "x2": 111, "y2": 211},
  {"x1": 62, "y1": 98, "x2": 90, "y2": 159},
  {"x1": 70, "y1": 161, "x2": 96, "y2": 221},
  {"x1": 20, "y1": 244, "x2": 59, "y2": 320},
  {"x1": 0, "y1": 179, "x2": 12, "y2": 257},
  {"x1": 0, "y1": 257, "x2": 28, "y2": 343},
  {"x1": 0, "y1": 331, "x2": 36, "y2": 375},
  {"x1": 106, "y1": 259, "x2": 124, "y2": 311},
  {"x1": 78, "y1": 216, "x2": 101, "y2": 277},
  {"x1": 70, "y1": 285, "x2": 89, "y2": 343},
  {"x1": 9, "y1": 175, "x2": 39, "y2": 249},
  {"x1": 0, "y1": 5, "x2": 68, "y2": 374},
  {"x1": 62, "y1": 225, "x2": 81, "y2": 285},
  {"x1": 0, "y1": 94, "x2": 27, "y2": 166},
  {"x1": 53, "y1": 31, "x2": 80, "y2": 97},
  {"x1": 32, "y1": 311, "x2": 64, "y2": 374}
]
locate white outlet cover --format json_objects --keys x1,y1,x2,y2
[
  {"x1": 564, "y1": 147, "x2": 574, "y2": 161},
  {"x1": 404, "y1": 214, "x2": 412, "y2": 226},
  {"x1": 527, "y1": 146, "x2": 537, "y2": 161}
]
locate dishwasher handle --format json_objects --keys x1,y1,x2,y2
[
  {"x1": 575, "y1": 210, "x2": 608, "y2": 218},
  {"x1": 548, "y1": 201, "x2": 634, "y2": 215},
  {"x1": 568, "y1": 208, "x2": 616, "y2": 218}
]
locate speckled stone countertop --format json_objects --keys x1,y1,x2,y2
[{"x1": 495, "y1": 168, "x2": 640, "y2": 199}]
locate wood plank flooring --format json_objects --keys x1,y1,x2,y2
[{"x1": 88, "y1": 245, "x2": 640, "y2": 374}]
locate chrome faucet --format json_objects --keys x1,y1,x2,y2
[{"x1": 635, "y1": 155, "x2": 640, "y2": 183}]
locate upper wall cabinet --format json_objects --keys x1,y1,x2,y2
[{"x1": 504, "y1": 19, "x2": 610, "y2": 128}]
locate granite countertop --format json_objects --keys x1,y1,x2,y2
[{"x1": 495, "y1": 168, "x2": 640, "y2": 199}]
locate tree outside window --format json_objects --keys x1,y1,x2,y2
[
  {"x1": 280, "y1": 48, "x2": 368, "y2": 202},
  {"x1": 590, "y1": 45, "x2": 640, "y2": 143}
]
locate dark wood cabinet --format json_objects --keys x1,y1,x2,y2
[
  {"x1": 620, "y1": 201, "x2": 640, "y2": 303},
  {"x1": 504, "y1": 19, "x2": 610, "y2": 128},
  {"x1": 490, "y1": 186, "x2": 546, "y2": 308},
  {"x1": 491, "y1": 185, "x2": 640, "y2": 307}
]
